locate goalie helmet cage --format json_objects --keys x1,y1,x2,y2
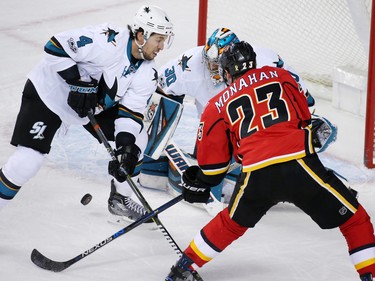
[{"x1": 197, "y1": 0, "x2": 375, "y2": 168}]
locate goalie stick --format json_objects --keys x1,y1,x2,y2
[
  {"x1": 30, "y1": 195, "x2": 183, "y2": 272},
  {"x1": 86, "y1": 111, "x2": 183, "y2": 257}
]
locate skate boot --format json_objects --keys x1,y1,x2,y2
[
  {"x1": 165, "y1": 253, "x2": 203, "y2": 281},
  {"x1": 361, "y1": 273, "x2": 373, "y2": 281},
  {"x1": 108, "y1": 179, "x2": 151, "y2": 223}
]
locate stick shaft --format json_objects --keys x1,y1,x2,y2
[
  {"x1": 87, "y1": 111, "x2": 183, "y2": 256},
  {"x1": 31, "y1": 195, "x2": 183, "y2": 272}
]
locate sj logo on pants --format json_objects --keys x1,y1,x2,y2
[{"x1": 30, "y1": 121, "x2": 47, "y2": 140}]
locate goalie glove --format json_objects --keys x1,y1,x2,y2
[
  {"x1": 67, "y1": 78, "x2": 98, "y2": 117},
  {"x1": 180, "y1": 166, "x2": 211, "y2": 204},
  {"x1": 311, "y1": 114, "x2": 337, "y2": 153}
]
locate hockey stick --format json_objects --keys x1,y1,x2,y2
[
  {"x1": 87, "y1": 111, "x2": 183, "y2": 257},
  {"x1": 30, "y1": 195, "x2": 183, "y2": 272}
]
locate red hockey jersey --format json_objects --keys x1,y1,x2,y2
[{"x1": 196, "y1": 66, "x2": 314, "y2": 175}]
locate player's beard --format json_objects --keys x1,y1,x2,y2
[{"x1": 142, "y1": 50, "x2": 157, "y2": 61}]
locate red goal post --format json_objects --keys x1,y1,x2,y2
[
  {"x1": 365, "y1": 1, "x2": 375, "y2": 168},
  {"x1": 197, "y1": 0, "x2": 375, "y2": 168}
]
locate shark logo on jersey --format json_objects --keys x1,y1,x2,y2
[
  {"x1": 273, "y1": 55, "x2": 284, "y2": 68},
  {"x1": 97, "y1": 76, "x2": 118, "y2": 109},
  {"x1": 30, "y1": 122, "x2": 47, "y2": 140},
  {"x1": 178, "y1": 54, "x2": 192, "y2": 72},
  {"x1": 152, "y1": 68, "x2": 158, "y2": 84},
  {"x1": 101, "y1": 28, "x2": 119, "y2": 46}
]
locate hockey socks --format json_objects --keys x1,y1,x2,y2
[
  {"x1": 185, "y1": 207, "x2": 247, "y2": 267},
  {"x1": 0, "y1": 169, "x2": 21, "y2": 201},
  {"x1": 340, "y1": 204, "x2": 375, "y2": 276}
]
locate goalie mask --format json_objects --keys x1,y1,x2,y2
[
  {"x1": 220, "y1": 41, "x2": 257, "y2": 85},
  {"x1": 203, "y1": 28, "x2": 240, "y2": 85},
  {"x1": 131, "y1": 5, "x2": 174, "y2": 49}
]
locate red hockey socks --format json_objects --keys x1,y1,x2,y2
[
  {"x1": 185, "y1": 207, "x2": 247, "y2": 268},
  {"x1": 339, "y1": 204, "x2": 375, "y2": 276}
]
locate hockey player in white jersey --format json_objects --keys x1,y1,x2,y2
[
  {"x1": 0, "y1": 5, "x2": 174, "y2": 222},
  {"x1": 159, "y1": 27, "x2": 314, "y2": 120},
  {"x1": 140, "y1": 28, "x2": 241, "y2": 192},
  {"x1": 140, "y1": 28, "x2": 334, "y2": 199}
]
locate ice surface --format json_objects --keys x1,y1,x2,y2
[{"x1": 0, "y1": 1, "x2": 374, "y2": 280}]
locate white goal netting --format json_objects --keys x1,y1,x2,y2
[{"x1": 205, "y1": 0, "x2": 372, "y2": 86}]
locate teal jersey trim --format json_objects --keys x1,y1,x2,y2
[{"x1": 44, "y1": 37, "x2": 69, "y2": 57}]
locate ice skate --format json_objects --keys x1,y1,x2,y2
[
  {"x1": 361, "y1": 273, "x2": 373, "y2": 281},
  {"x1": 108, "y1": 179, "x2": 151, "y2": 223},
  {"x1": 165, "y1": 253, "x2": 203, "y2": 281}
]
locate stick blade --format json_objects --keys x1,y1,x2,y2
[{"x1": 31, "y1": 249, "x2": 70, "y2": 272}]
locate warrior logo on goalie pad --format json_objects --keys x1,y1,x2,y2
[{"x1": 165, "y1": 143, "x2": 189, "y2": 174}]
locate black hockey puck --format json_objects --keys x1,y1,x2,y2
[{"x1": 81, "y1": 193, "x2": 92, "y2": 205}]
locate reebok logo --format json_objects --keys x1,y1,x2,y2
[
  {"x1": 339, "y1": 206, "x2": 348, "y2": 215},
  {"x1": 30, "y1": 122, "x2": 47, "y2": 140}
]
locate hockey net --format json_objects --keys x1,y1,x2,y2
[{"x1": 198, "y1": 0, "x2": 375, "y2": 168}]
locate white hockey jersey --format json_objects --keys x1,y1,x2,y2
[
  {"x1": 28, "y1": 23, "x2": 158, "y2": 138},
  {"x1": 158, "y1": 45, "x2": 309, "y2": 117}
]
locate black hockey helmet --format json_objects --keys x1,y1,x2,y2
[{"x1": 220, "y1": 41, "x2": 256, "y2": 84}]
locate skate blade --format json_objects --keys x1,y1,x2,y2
[{"x1": 107, "y1": 214, "x2": 158, "y2": 230}]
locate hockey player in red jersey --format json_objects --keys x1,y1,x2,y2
[
  {"x1": 141, "y1": 27, "x2": 337, "y2": 212},
  {"x1": 165, "y1": 41, "x2": 375, "y2": 281}
]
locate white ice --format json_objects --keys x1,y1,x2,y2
[{"x1": 0, "y1": 1, "x2": 374, "y2": 280}]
